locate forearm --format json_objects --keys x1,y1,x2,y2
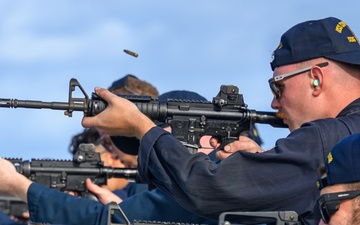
[
  {"x1": 28, "y1": 183, "x2": 124, "y2": 225},
  {"x1": 134, "y1": 113, "x2": 156, "y2": 139},
  {"x1": 12, "y1": 176, "x2": 31, "y2": 203}
]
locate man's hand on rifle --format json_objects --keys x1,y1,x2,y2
[
  {"x1": 85, "y1": 178, "x2": 122, "y2": 205},
  {"x1": 216, "y1": 136, "x2": 264, "y2": 161},
  {"x1": 0, "y1": 158, "x2": 32, "y2": 202},
  {"x1": 10, "y1": 211, "x2": 30, "y2": 224},
  {"x1": 81, "y1": 87, "x2": 156, "y2": 139}
]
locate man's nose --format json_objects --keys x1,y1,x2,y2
[{"x1": 270, "y1": 96, "x2": 280, "y2": 110}]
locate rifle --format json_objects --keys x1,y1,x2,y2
[
  {"x1": 7, "y1": 143, "x2": 138, "y2": 200},
  {"x1": 0, "y1": 194, "x2": 28, "y2": 221},
  {"x1": 0, "y1": 78, "x2": 286, "y2": 152}
]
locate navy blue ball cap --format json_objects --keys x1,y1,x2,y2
[
  {"x1": 108, "y1": 74, "x2": 138, "y2": 91},
  {"x1": 324, "y1": 133, "x2": 360, "y2": 186},
  {"x1": 110, "y1": 136, "x2": 140, "y2": 155},
  {"x1": 271, "y1": 17, "x2": 360, "y2": 70}
]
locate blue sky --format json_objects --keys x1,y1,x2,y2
[{"x1": 1, "y1": 1, "x2": 359, "y2": 160}]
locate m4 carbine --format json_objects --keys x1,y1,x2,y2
[
  {"x1": 0, "y1": 78, "x2": 286, "y2": 152},
  {"x1": 8, "y1": 143, "x2": 138, "y2": 200}
]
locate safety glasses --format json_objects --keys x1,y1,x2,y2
[
  {"x1": 318, "y1": 190, "x2": 360, "y2": 223},
  {"x1": 268, "y1": 62, "x2": 328, "y2": 99}
]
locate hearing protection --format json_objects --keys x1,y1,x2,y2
[{"x1": 313, "y1": 79, "x2": 320, "y2": 87}]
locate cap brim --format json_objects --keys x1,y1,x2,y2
[
  {"x1": 110, "y1": 136, "x2": 140, "y2": 155},
  {"x1": 325, "y1": 51, "x2": 360, "y2": 66}
]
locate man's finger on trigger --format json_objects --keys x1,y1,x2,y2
[{"x1": 224, "y1": 145, "x2": 231, "y2": 152}]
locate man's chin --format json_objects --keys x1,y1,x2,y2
[{"x1": 287, "y1": 123, "x2": 301, "y2": 132}]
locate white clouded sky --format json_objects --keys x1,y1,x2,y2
[{"x1": 1, "y1": 1, "x2": 359, "y2": 160}]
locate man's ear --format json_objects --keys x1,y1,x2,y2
[
  {"x1": 103, "y1": 152, "x2": 114, "y2": 165},
  {"x1": 310, "y1": 66, "x2": 324, "y2": 96}
]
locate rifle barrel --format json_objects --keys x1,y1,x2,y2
[{"x1": 0, "y1": 99, "x2": 86, "y2": 111}]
